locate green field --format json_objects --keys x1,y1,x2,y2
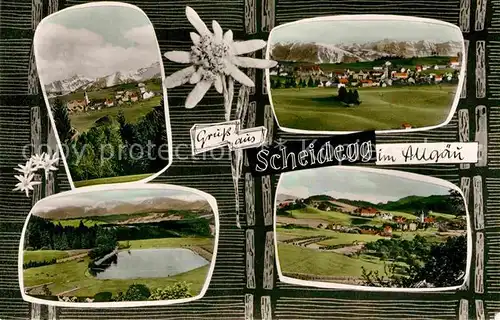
[
  {"x1": 118, "y1": 237, "x2": 214, "y2": 250},
  {"x1": 70, "y1": 96, "x2": 162, "y2": 133},
  {"x1": 277, "y1": 227, "x2": 384, "y2": 246},
  {"x1": 73, "y1": 173, "x2": 153, "y2": 188},
  {"x1": 271, "y1": 85, "x2": 456, "y2": 131},
  {"x1": 23, "y1": 237, "x2": 212, "y2": 298},
  {"x1": 24, "y1": 250, "x2": 70, "y2": 263},
  {"x1": 278, "y1": 243, "x2": 385, "y2": 278},
  {"x1": 284, "y1": 206, "x2": 422, "y2": 227},
  {"x1": 23, "y1": 257, "x2": 209, "y2": 297}
]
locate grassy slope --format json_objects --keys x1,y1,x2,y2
[
  {"x1": 271, "y1": 85, "x2": 456, "y2": 131},
  {"x1": 24, "y1": 250, "x2": 69, "y2": 263},
  {"x1": 23, "y1": 257, "x2": 209, "y2": 297},
  {"x1": 70, "y1": 96, "x2": 162, "y2": 133},
  {"x1": 23, "y1": 237, "x2": 213, "y2": 297},
  {"x1": 277, "y1": 227, "x2": 383, "y2": 246},
  {"x1": 73, "y1": 173, "x2": 153, "y2": 188},
  {"x1": 277, "y1": 243, "x2": 385, "y2": 277},
  {"x1": 286, "y1": 206, "x2": 421, "y2": 227}
]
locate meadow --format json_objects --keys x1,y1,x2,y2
[
  {"x1": 271, "y1": 85, "x2": 456, "y2": 131},
  {"x1": 70, "y1": 96, "x2": 162, "y2": 133},
  {"x1": 275, "y1": 198, "x2": 465, "y2": 285},
  {"x1": 23, "y1": 237, "x2": 213, "y2": 298}
]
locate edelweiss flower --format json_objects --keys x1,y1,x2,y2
[
  {"x1": 30, "y1": 153, "x2": 47, "y2": 170},
  {"x1": 40, "y1": 152, "x2": 59, "y2": 179},
  {"x1": 13, "y1": 173, "x2": 41, "y2": 197},
  {"x1": 164, "y1": 6, "x2": 277, "y2": 111},
  {"x1": 14, "y1": 158, "x2": 36, "y2": 175}
]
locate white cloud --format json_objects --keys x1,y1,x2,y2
[
  {"x1": 277, "y1": 185, "x2": 310, "y2": 199},
  {"x1": 36, "y1": 23, "x2": 160, "y2": 83}
]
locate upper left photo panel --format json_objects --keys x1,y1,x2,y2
[{"x1": 33, "y1": 2, "x2": 172, "y2": 188}]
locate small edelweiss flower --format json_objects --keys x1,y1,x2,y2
[
  {"x1": 30, "y1": 153, "x2": 47, "y2": 170},
  {"x1": 13, "y1": 173, "x2": 41, "y2": 197},
  {"x1": 40, "y1": 152, "x2": 59, "y2": 179},
  {"x1": 14, "y1": 158, "x2": 36, "y2": 175},
  {"x1": 164, "y1": 6, "x2": 277, "y2": 109}
]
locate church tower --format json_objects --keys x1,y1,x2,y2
[{"x1": 84, "y1": 91, "x2": 90, "y2": 105}]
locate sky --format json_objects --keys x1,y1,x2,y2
[
  {"x1": 35, "y1": 5, "x2": 161, "y2": 83},
  {"x1": 271, "y1": 19, "x2": 462, "y2": 46},
  {"x1": 33, "y1": 188, "x2": 209, "y2": 214},
  {"x1": 278, "y1": 167, "x2": 451, "y2": 204}
]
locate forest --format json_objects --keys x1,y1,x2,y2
[
  {"x1": 51, "y1": 97, "x2": 168, "y2": 181},
  {"x1": 361, "y1": 234, "x2": 467, "y2": 288},
  {"x1": 25, "y1": 216, "x2": 212, "y2": 254}
]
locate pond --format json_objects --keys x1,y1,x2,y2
[{"x1": 94, "y1": 248, "x2": 209, "y2": 280}]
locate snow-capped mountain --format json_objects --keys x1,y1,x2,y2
[
  {"x1": 270, "y1": 40, "x2": 462, "y2": 63},
  {"x1": 45, "y1": 62, "x2": 162, "y2": 94},
  {"x1": 44, "y1": 74, "x2": 95, "y2": 94}
]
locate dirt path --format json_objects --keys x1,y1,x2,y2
[
  {"x1": 55, "y1": 287, "x2": 80, "y2": 296},
  {"x1": 331, "y1": 244, "x2": 365, "y2": 255},
  {"x1": 56, "y1": 252, "x2": 88, "y2": 263}
]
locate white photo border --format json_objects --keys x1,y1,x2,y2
[
  {"x1": 273, "y1": 165, "x2": 473, "y2": 292},
  {"x1": 33, "y1": 1, "x2": 174, "y2": 189},
  {"x1": 18, "y1": 182, "x2": 220, "y2": 308},
  {"x1": 265, "y1": 14, "x2": 467, "y2": 135}
]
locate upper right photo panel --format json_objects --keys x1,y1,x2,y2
[{"x1": 267, "y1": 16, "x2": 465, "y2": 133}]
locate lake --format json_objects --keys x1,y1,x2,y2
[{"x1": 95, "y1": 248, "x2": 209, "y2": 280}]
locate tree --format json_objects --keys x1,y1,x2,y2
[
  {"x1": 274, "y1": 78, "x2": 282, "y2": 89},
  {"x1": 448, "y1": 189, "x2": 466, "y2": 215},
  {"x1": 52, "y1": 98, "x2": 73, "y2": 143},
  {"x1": 353, "y1": 90, "x2": 360, "y2": 104},
  {"x1": 361, "y1": 235, "x2": 467, "y2": 288},
  {"x1": 346, "y1": 89, "x2": 354, "y2": 104},
  {"x1": 149, "y1": 282, "x2": 192, "y2": 300},
  {"x1": 337, "y1": 86, "x2": 347, "y2": 101},
  {"x1": 114, "y1": 284, "x2": 151, "y2": 301},
  {"x1": 307, "y1": 77, "x2": 314, "y2": 87}
]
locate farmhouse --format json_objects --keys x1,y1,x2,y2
[
  {"x1": 409, "y1": 222, "x2": 417, "y2": 231},
  {"x1": 401, "y1": 122, "x2": 412, "y2": 129},
  {"x1": 379, "y1": 212, "x2": 393, "y2": 220},
  {"x1": 130, "y1": 93, "x2": 139, "y2": 102},
  {"x1": 449, "y1": 57, "x2": 460, "y2": 68},
  {"x1": 393, "y1": 72, "x2": 409, "y2": 79},
  {"x1": 67, "y1": 99, "x2": 87, "y2": 113},
  {"x1": 354, "y1": 207, "x2": 380, "y2": 217},
  {"x1": 104, "y1": 99, "x2": 114, "y2": 107},
  {"x1": 383, "y1": 225, "x2": 393, "y2": 235},
  {"x1": 142, "y1": 91, "x2": 155, "y2": 100}
]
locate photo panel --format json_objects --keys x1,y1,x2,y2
[
  {"x1": 274, "y1": 166, "x2": 471, "y2": 291},
  {"x1": 19, "y1": 184, "x2": 219, "y2": 307},
  {"x1": 266, "y1": 15, "x2": 466, "y2": 133},
  {"x1": 33, "y1": 2, "x2": 172, "y2": 188}
]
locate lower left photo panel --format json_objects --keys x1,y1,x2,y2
[{"x1": 18, "y1": 183, "x2": 218, "y2": 307}]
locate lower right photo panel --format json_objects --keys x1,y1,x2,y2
[{"x1": 274, "y1": 166, "x2": 471, "y2": 290}]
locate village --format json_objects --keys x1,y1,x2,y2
[
  {"x1": 276, "y1": 196, "x2": 466, "y2": 242},
  {"x1": 269, "y1": 56, "x2": 461, "y2": 89},
  {"x1": 64, "y1": 82, "x2": 157, "y2": 114}
]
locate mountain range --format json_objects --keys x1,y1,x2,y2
[
  {"x1": 34, "y1": 196, "x2": 212, "y2": 220},
  {"x1": 270, "y1": 39, "x2": 462, "y2": 64},
  {"x1": 44, "y1": 61, "x2": 162, "y2": 94}
]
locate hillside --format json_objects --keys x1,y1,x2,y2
[
  {"x1": 299, "y1": 193, "x2": 461, "y2": 215},
  {"x1": 33, "y1": 197, "x2": 212, "y2": 220}
]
